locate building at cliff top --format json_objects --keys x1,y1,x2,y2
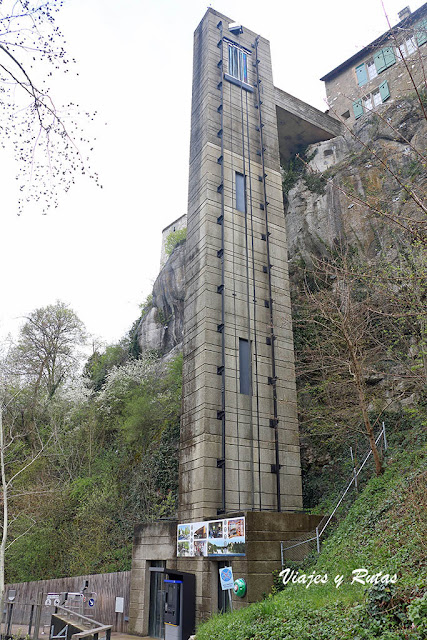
[{"x1": 321, "y1": 3, "x2": 427, "y2": 125}]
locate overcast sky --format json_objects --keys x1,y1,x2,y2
[{"x1": 0, "y1": 0, "x2": 423, "y2": 348}]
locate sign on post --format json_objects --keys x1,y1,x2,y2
[{"x1": 219, "y1": 566, "x2": 234, "y2": 590}]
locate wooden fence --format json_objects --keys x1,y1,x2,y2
[{"x1": 4, "y1": 571, "x2": 131, "y2": 632}]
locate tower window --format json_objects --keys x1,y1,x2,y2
[
  {"x1": 228, "y1": 44, "x2": 248, "y2": 83},
  {"x1": 235, "y1": 172, "x2": 246, "y2": 213},
  {"x1": 239, "y1": 338, "x2": 251, "y2": 395}
]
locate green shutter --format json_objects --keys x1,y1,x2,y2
[
  {"x1": 374, "y1": 49, "x2": 386, "y2": 73},
  {"x1": 353, "y1": 99, "x2": 364, "y2": 119},
  {"x1": 356, "y1": 63, "x2": 368, "y2": 86},
  {"x1": 374, "y1": 47, "x2": 395, "y2": 73},
  {"x1": 379, "y1": 80, "x2": 390, "y2": 102},
  {"x1": 415, "y1": 18, "x2": 427, "y2": 46},
  {"x1": 383, "y1": 47, "x2": 396, "y2": 68}
]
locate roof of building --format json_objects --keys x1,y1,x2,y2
[
  {"x1": 162, "y1": 214, "x2": 187, "y2": 234},
  {"x1": 320, "y1": 2, "x2": 427, "y2": 82}
]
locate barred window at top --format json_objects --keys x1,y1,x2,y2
[{"x1": 228, "y1": 44, "x2": 248, "y2": 83}]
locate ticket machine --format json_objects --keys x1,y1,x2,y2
[{"x1": 164, "y1": 570, "x2": 195, "y2": 640}]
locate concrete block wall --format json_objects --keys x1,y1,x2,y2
[
  {"x1": 129, "y1": 512, "x2": 323, "y2": 631},
  {"x1": 179, "y1": 8, "x2": 303, "y2": 522},
  {"x1": 129, "y1": 521, "x2": 178, "y2": 636}
]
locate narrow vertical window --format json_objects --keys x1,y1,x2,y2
[
  {"x1": 367, "y1": 60, "x2": 378, "y2": 80},
  {"x1": 239, "y1": 338, "x2": 251, "y2": 395},
  {"x1": 229, "y1": 45, "x2": 239, "y2": 78},
  {"x1": 240, "y1": 51, "x2": 248, "y2": 82},
  {"x1": 404, "y1": 37, "x2": 416, "y2": 56},
  {"x1": 372, "y1": 90, "x2": 382, "y2": 107},
  {"x1": 235, "y1": 172, "x2": 246, "y2": 213},
  {"x1": 363, "y1": 95, "x2": 373, "y2": 112}
]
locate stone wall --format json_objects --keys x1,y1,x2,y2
[
  {"x1": 129, "y1": 511, "x2": 323, "y2": 634},
  {"x1": 323, "y1": 9, "x2": 427, "y2": 126}
]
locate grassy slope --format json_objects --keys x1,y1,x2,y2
[{"x1": 196, "y1": 432, "x2": 427, "y2": 640}]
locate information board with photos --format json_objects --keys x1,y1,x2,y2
[{"x1": 177, "y1": 517, "x2": 245, "y2": 557}]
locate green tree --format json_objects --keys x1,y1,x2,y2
[{"x1": 12, "y1": 301, "x2": 87, "y2": 399}]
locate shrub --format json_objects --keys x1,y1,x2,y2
[{"x1": 165, "y1": 228, "x2": 187, "y2": 256}]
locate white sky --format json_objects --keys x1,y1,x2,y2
[{"x1": 0, "y1": 0, "x2": 424, "y2": 347}]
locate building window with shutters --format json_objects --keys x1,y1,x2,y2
[
  {"x1": 355, "y1": 48, "x2": 396, "y2": 86},
  {"x1": 363, "y1": 95, "x2": 373, "y2": 112},
  {"x1": 352, "y1": 80, "x2": 390, "y2": 119}
]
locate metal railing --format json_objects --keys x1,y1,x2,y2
[
  {"x1": 52, "y1": 605, "x2": 111, "y2": 640},
  {"x1": 281, "y1": 423, "x2": 388, "y2": 563}
]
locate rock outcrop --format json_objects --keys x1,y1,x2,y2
[
  {"x1": 285, "y1": 97, "x2": 426, "y2": 271},
  {"x1": 137, "y1": 241, "x2": 186, "y2": 355},
  {"x1": 136, "y1": 98, "x2": 426, "y2": 358}
]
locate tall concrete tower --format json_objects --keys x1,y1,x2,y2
[
  {"x1": 179, "y1": 11, "x2": 302, "y2": 520},
  {"x1": 129, "y1": 10, "x2": 341, "y2": 637}
]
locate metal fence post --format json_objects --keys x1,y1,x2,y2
[
  {"x1": 316, "y1": 527, "x2": 320, "y2": 554},
  {"x1": 382, "y1": 421, "x2": 388, "y2": 451}
]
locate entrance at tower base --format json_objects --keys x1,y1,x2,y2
[{"x1": 129, "y1": 512, "x2": 322, "y2": 637}]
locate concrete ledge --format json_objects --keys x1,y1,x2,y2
[{"x1": 274, "y1": 85, "x2": 343, "y2": 162}]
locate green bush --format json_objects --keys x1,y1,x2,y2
[{"x1": 165, "y1": 228, "x2": 187, "y2": 256}]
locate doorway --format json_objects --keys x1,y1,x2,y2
[{"x1": 148, "y1": 562, "x2": 166, "y2": 639}]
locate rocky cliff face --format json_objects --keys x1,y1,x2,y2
[
  {"x1": 137, "y1": 242, "x2": 186, "y2": 355},
  {"x1": 285, "y1": 97, "x2": 426, "y2": 272},
  {"x1": 136, "y1": 98, "x2": 426, "y2": 356}
]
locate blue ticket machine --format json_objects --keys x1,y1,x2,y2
[{"x1": 164, "y1": 570, "x2": 195, "y2": 640}]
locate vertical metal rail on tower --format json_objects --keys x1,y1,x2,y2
[
  {"x1": 238, "y1": 80, "x2": 255, "y2": 511},
  {"x1": 254, "y1": 37, "x2": 282, "y2": 512},
  {"x1": 216, "y1": 21, "x2": 226, "y2": 515},
  {"x1": 245, "y1": 89, "x2": 263, "y2": 511}
]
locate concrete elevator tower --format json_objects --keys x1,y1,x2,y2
[
  {"x1": 129, "y1": 9, "x2": 341, "y2": 637},
  {"x1": 179, "y1": 12, "x2": 302, "y2": 520}
]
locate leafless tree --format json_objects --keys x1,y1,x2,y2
[{"x1": 0, "y1": 0, "x2": 99, "y2": 214}]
